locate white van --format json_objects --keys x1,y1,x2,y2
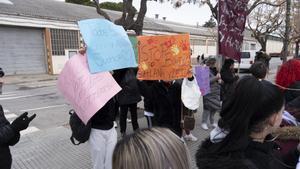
[{"x1": 234, "y1": 51, "x2": 256, "y2": 71}]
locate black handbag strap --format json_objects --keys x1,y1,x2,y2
[{"x1": 70, "y1": 135, "x2": 81, "y2": 145}]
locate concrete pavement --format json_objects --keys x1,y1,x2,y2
[
  {"x1": 4, "y1": 57, "x2": 283, "y2": 169},
  {"x1": 10, "y1": 113, "x2": 210, "y2": 169}
]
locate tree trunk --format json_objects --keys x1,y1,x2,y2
[
  {"x1": 134, "y1": 0, "x2": 147, "y2": 35},
  {"x1": 260, "y1": 42, "x2": 267, "y2": 52},
  {"x1": 282, "y1": 0, "x2": 291, "y2": 63},
  {"x1": 93, "y1": 0, "x2": 111, "y2": 21},
  {"x1": 296, "y1": 41, "x2": 300, "y2": 58},
  {"x1": 258, "y1": 36, "x2": 267, "y2": 51}
]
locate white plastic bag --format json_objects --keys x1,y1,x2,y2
[
  {"x1": 296, "y1": 156, "x2": 300, "y2": 169},
  {"x1": 181, "y1": 77, "x2": 202, "y2": 110}
]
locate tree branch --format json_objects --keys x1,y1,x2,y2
[
  {"x1": 124, "y1": 0, "x2": 136, "y2": 30},
  {"x1": 134, "y1": 0, "x2": 147, "y2": 35},
  {"x1": 114, "y1": 0, "x2": 127, "y2": 25},
  {"x1": 93, "y1": 0, "x2": 112, "y2": 21},
  {"x1": 248, "y1": 0, "x2": 285, "y2": 15}
]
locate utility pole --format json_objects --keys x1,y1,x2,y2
[{"x1": 282, "y1": 0, "x2": 291, "y2": 63}]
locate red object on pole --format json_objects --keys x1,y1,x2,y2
[{"x1": 218, "y1": 0, "x2": 249, "y2": 62}]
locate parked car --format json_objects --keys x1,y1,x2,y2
[{"x1": 234, "y1": 51, "x2": 256, "y2": 71}]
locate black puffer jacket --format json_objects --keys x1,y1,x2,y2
[
  {"x1": 138, "y1": 81, "x2": 182, "y2": 137},
  {"x1": 196, "y1": 137, "x2": 298, "y2": 169},
  {"x1": 220, "y1": 69, "x2": 238, "y2": 102},
  {"x1": 0, "y1": 105, "x2": 20, "y2": 169},
  {"x1": 196, "y1": 138, "x2": 258, "y2": 169},
  {"x1": 113, "y1": 68, "x2": 141, "y2": 105},
  {"x1": 142, "y1": 81, "x2": 156, "y2": 113}
]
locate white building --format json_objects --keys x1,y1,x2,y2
[{"x1": 0, "y1": 0, "x2": 283, "y2": 75}]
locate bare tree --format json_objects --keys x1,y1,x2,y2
[
  {"x1": 282, "y1": 0, "x2": 291, "y2": 62},
  {"x1": 93, "y1": 0, "x2": 147, "y2": 35},
  {"x1": 197, "y1": 0, "x2": 285, "y2": 20},
  {"x1": 247, "y1": 1, "x2": 285, "y2": 51},
  {"x1": 291, "y1": 0, "x2": 300, "y2": 58},
  {"x1": 275, "y1": 0, "x2": 300, "y2": 60}
]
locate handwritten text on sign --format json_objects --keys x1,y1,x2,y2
[
  {"x1": 57, "y1": 54, "x2": 121, "y2": 124},
  {"x1": 195, "y1": 66, "x2": 210, "y2": 96},
  {"x1": 137, "y1": 34, "x2": 192, "y2": 80},
  {"x1": 218, "y1": 0, "x2": 249, "y2": 61},
  {"x1": 78, "y1": 19, "x2": 137, "y2": 73}
]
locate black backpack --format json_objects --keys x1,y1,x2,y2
[
  {"x1": 69, "y1": 109, "x2": 91, "y2": 145},
  {"x1": 0, "y1": 68, "x2": 4, "y2": 77}
]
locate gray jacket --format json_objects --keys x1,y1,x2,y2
[{"x1": 203, "y1": 70, "x2": 221, "y2": 112}]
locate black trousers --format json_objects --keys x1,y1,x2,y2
[
  {"x1": 113, "y1": 100, "x2": 119, "y2": 121},
  {"x1": 119, "y1": 103, "x2": 139, "y2": 133}
]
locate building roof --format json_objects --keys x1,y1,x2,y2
[
  {"x1": 0, "y1": 0, "x2": 216, "y2": 37},
  {"x1": 0, "y1": 0, "x2": 258, "y2": 40}
]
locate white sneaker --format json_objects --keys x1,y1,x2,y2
[
  {"x1": 127, "y1": 118, "x2": 132, "y2": 123},
  {"x1": 201, "y1": 123, "x2": 209, "y2": 130},
  {"x1": 180, "y1": 137, "x2": 186, "y2": 143},
  {"x1": 212, "y1": 123, "x2": 218, "y2": 128},
  {"x1": 113, "y1": 121, "x2": 118, "y2": 128},
  {"x1": 184, "y1": 134, "x2": 198, "y2": 142}
]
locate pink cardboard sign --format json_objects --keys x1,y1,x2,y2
[{"x1": 57, "y1": 54, "x2": 121, "y2": 124}]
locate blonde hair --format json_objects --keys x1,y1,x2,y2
[{"x1": 112, "y1": 127, "x2": 192, "y2": 169}]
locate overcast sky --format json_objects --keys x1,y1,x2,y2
[{"x1": 56, "y1": 0, "x2": 212, "y2": 26}]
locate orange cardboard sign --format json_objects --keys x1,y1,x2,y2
[{"x1": 137, "y1": 34, "x2": 192, "y2": 80}]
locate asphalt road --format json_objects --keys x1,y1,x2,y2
[{"x1": 0, "y1": 57, "x2": 283, "y2": 136}]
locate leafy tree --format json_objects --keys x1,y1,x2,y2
[
  {"x1": 99, "y1": 2, "x2": 137, "y2": 13},
  {"x1": 203, "y1": 16, "x2": 216, "y2": 28},
  {"x1": 65, "y1": 0, "x2": 94, "y2": 6},
  {"x1": 93, "y1": 0, "x2": 147, "y2": 35}
]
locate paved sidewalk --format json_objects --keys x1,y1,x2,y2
[
  {"x1": 4, "y1": 74, "x2": 58, "y2": 85},
  {"x1": 11, "y1": 113, "x2": 210, "y2": 169}
]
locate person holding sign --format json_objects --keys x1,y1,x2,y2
[
  {"x1": 113, "y1": 68, "x2": 141, "y2": 137},
  {"x1": 138, "y1": 80, "x2": 183, "y2": 137},
  {"x1": 202, "y1": 57, "x2": 221, "y2": 130},
  {"x1": 89, "y1": 99, "x2": 117, "y2": 169}
]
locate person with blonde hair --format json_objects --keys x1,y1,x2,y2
[{"x1": 112, "y1": 127, "x2": 192, "y2": 169}]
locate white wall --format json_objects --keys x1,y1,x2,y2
[
  {"x1": 266, "y1": 40, "x2": 283, "y2": 54},
  {"x1": 52, "y1": 55, "x2": 68, "y2": 74},
  {"x1": 191, "y1": 45, "x2": 216, "y2": 58}
]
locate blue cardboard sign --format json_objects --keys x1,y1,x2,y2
[{"x1": 78, "y1": 19, "x2": 137, "y2": 73}]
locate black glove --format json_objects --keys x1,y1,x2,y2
[{"x1": 11, "y1": 112, "x2": 36, "y2": 132}]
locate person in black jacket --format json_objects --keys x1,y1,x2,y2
[
  {"x1": 113, "y1": 68, "x2": 141, "y2": 137},
  {"x1": 0, "y1": 67, "x2": 4, "y2": 95},
  {"x1": 89, "y1": 98, "x2": 117, "y2": 169},
  {"x1": 142, "y1": 80, "x2": 156, "y2": 128},
  {"x1": 0, "y1": 105, "x2": 36, "y2": 169},
  {"x1": 138, "y1": 80, "x2": 182, "y2": 137},
  {"x1": 196, "y1": 76, "x2": 299, "y2": 169},
  {"x1": 220, "y1": 59, "x2": 239, "y2": 104}
]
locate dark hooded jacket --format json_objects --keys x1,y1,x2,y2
[
  {"x1": 113, "y1": 68, "x2": 141, "y2": 105},
  {"x1": 220, "y1": 59, "x2": 238, "y2": 102},
  {"x1": 138, "y1": 81, "x2": 182, "y2": 137},
  {"x1": 196, "y1": 136, "x2": 298, "y2": 169},
  {"x1": 0, "y1": 105, "x2": 20, "y2": 169}
]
